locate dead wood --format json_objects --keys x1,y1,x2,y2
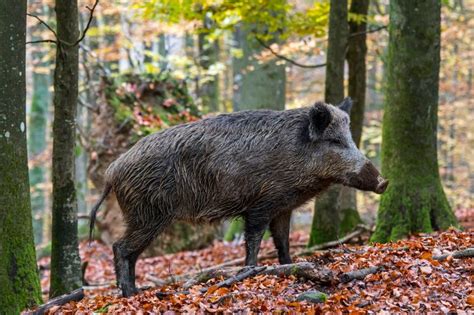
[
  {"x1": 28, "y1": 288, "x2": 84, "y2": 315},
  {"x1": 432, "y1": 248, "x2": 474, "y2": 261},
  {"x1": 339, "y1": 266, "x2": 384, "y2": 283}
]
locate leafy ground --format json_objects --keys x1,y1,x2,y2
[{"x1": 33, "y1": 228, "x2": 473, "y2": 314}]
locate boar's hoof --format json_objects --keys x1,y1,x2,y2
[
  {"x1": 375, "y1": 179, "x2": 389, "y2": 194},
  {"x1": 121, "y1": 285, "x2": 139, "y2": 298}
]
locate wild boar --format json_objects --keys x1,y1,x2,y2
[{"x1": 89, "y1": 97, "x2": 388, "y2": 297}]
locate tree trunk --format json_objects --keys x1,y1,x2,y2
[
  {"x1": 0, "y1": 1, "x2": 42, "y2": 311},
  {"x1": 328, "y1": 0, "x2": 371, "y2": 242},
  {"x1": 371, "y1": 0, "x2": 458, "y2": 242},
  {"x1": 228, "y1": 12, "x2": 286, "y2": 240},
  {"x1": 29, "y1": 5, "x2": 52, "y2": 246},
  {"x1": 198, "y1": 15, "x2": 220, "y2": 113},
  {"x1": 232, "y1": 25, "x2": 286, "y2": 111},
  {"x1": 309, "y1": 0, "x2": 354, "y2": 246},
  {"x1": 50, "y1": 0, "x2": 82, "y2": 298}
]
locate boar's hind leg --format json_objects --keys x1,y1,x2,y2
[
  {"x1": 113, "y1": 216, "x2": 171, "y2": 297},
  {"x1": 244, "y1": 213, "x2": 271, "y2": 266},
  {"x1": 269, "y1": 211, "x2": 292, "y2": 265}
]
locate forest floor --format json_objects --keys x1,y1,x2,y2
[{"x1": 31, "y1": 228, "x2": 473, "y2": 314}]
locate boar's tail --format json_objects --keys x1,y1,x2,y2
[{"x1": 89, "y1": 183, "x2": 112, "y2": 245}]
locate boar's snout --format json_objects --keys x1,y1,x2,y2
[
  {"x1": 346, "y1": 161, "x2": 388, "y2": 194},
  {"x1": 375, "y1": 176, "x2": 389, "y2": 194}
]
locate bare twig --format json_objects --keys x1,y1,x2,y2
[
  {"x1": 27, "y1": 0, "x2": 99, "y2": 47},
  {"x1": 26, "y1": 13, "x2": 58, "y2": 41},
  {"x1": 78, "y1": 213, "x2": 90, "y2": 220},
  {"x1": 348, "y1": 25, "x2": 387, "y2": 38},
  {"x1": 73, "y1": 0, "x2": 100, "y2": 46},
  {"x1": 78, "y1": 97, "x2": 98, "y2": 112},
  {"x1": 26, "y1": 39, "x2": 57, "y2": 45},
  {"x1": 432, "y1": 248, "x2": 474, "y2": 261},
  {"x1": 256, "y1": 25, "x2": 386, "y2": 69},
  {"x1": 297, "y1": 226, "x2": 368, "y2": 256},
  {"x1": 256, "y1": 37, "x2": 326, "y2": 69}
]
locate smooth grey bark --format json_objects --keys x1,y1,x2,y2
[
  {"x1": 29, "y1": 5, "x2": 52, "y2": 246},
  {"x1": 309, "y1": 0, "x2": 355, "y2": 246},
  {"x1": 232, "y1": 24, "x2": 286, "y2": 111},
  {"x1": 0, "y1": 0, "x2": 42, "y2": 311},
  {"x1": 228, "y1": 8, "x2": 286, "y2": 240},
  {"x1": 198, "y1": 16, "x2": 220, "y2": 113},
  {"x1": 49, "y1": 0, "x2": 82, "y2": 298}
]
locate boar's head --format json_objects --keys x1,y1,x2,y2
[{"x1": 308, "y1": 98, "x2": 388, "y2": 194}]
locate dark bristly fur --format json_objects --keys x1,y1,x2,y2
[{"x1": 89, "y1": 98, "x2": 388, "y2": 297}]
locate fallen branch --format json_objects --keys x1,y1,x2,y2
[
  {"x1": 432, "y1": 248, "x2": 474, "y2": 261},
  {"x1": 157, "y1": 262, "x2": 384, "y2": 300},
  {"x1": 339, "y1": 266, "x2": 384, "y2": 283},
  {"x1": 297, "y1": 226, "x2": 367, "y2": 256},
  {"x1": 148, "y1": 227, "x2": 366, "y2": 287},
  {"x1": 29, "y1": 288, "x2": 84, "y2": 315},
  {"x1": 157, "y1": 262, "x2": 335, "y2": 298},
  {"x1": 205, "y1": 266, "x2": 267, "y2": 292}
]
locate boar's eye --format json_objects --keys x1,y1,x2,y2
[{"x1": 329, "y1": 139, "x2": 345, "y2": 147}]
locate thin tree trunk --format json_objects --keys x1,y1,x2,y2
[
  {"x1": 309, "y1": 0, "x2": 353, "y2": 246},
  {"x1": 0, "y1": 1, "x2": 43, "y2": 311},
  {"x1": 333, "y1": 0, "x2": 371, "y2": 239},
  {"x1": 49, "y1": 0, "x2": 82, "y2": 298},
  {"x1": 232, "y1": 24, "x2": 286, "y2": 111},
  {"x1": 198, "y1": 15, "x2": 220, "y2": 113},
  {"x1": 228, "y1": 3, "x2": 286, "y2": 240},
  {"x1": 371, "y1": 0, "x2": 458, "y2": 242},
  {"x1": 29, "y1": 5, "x2": 52, "y2": 246}
]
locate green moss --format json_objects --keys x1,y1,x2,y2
[
  {"x1": 224, "y1": 218, "x2": 245, "y2": 242},
  {"x1": 1, "y1": 2, "x2": 43, "y2": 308},
  {"x1": 296, "y1": 290, "x2": 327, "y2": 303},
  {"x1": 309, "y1": 186, "x2": 362, "y2": 246},
  {"x1": 339, "y1": 208, "x2": 362, "y2": 235},
  {"x1": 371, "y1": 1, "x2": 458, "y2": 243}
]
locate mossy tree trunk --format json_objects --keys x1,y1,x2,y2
[
  {"x1": 309, "y1": 0, "x2": 358, "y2": 246},
  {"x1": 50, "y1": 0, "x2": 82, "y2": 298},
  {"x1": 0, "y1": 0, "x2": 43, "y2": 311},
  {"x1": 199, "y1": 16, "x2": 220, "y2": 113},
  {"x1": 326, "y1": 0, "x2": 371, "y2": 241},
  {"x1": 371, "y1": 0, "x2": 458, "y2": 243},
  {"x1": 228, "y1": 7, "x2": 286, "y2": 241}
]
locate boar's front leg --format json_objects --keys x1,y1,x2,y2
[
  {"x1": 244, "y1": 212, "x2": 271, "y2": 266},
  {"x1": 269, "y1": 211, "x2": 292, "y2": 264}
]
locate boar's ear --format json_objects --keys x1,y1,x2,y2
[
  {"x1": 308, "y1": 102, "x2": 332, "y2": 141},
  {"x1": 338, "y1": 97, "x2": 353, "y2": 114}
]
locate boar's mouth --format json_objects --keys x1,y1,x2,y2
[{"x1": 345, "y1": 162, "x2": 389, "y2": 194}]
